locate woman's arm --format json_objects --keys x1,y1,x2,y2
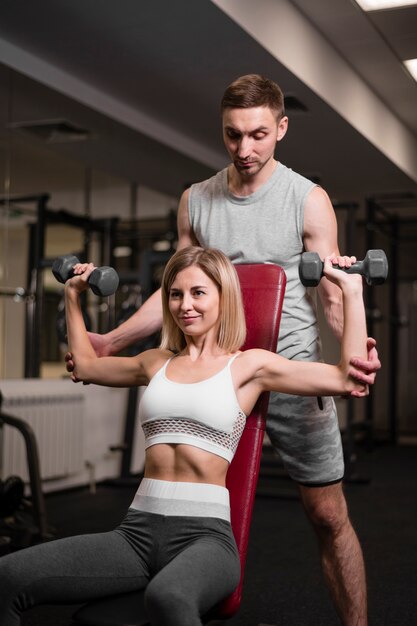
[
  {"x1": 64, "y1": 263, "x2": 165, "y2": 387},
  {"x1": 66, "y1": 190, "x2": 197, "y2": 362},
  {"x1": 251, "y1": 255, "x2": 368, "y2": 398}
]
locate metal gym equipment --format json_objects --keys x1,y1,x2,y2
[
  {"x1": 299, "y1": 249, "x2": 388, "y2": 287},
  {"x1": 52, "y1": 255, "x2": 119, "y2": 297},
  {"x1": 364, "y1": 193, "x2": 417, "y2": 445},
  {"x1": 336, "y1": 202, "x2": 374, "y2": 483},
  {"x1": 0, "y1": 194, "x2": 119, "y2": 553},
  {"x1": 0, "y1": 391, "x2": 52, "y2": 552},
  {"x1": 0, "y1": 193, "x2": 119, "y2": 378}
]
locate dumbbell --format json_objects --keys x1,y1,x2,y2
[
  {"x1": 52, "y1": 254, "x2": 119, "y2": 296},
  {"x1": 299, "y1": 249, "x2": 388, "y2": 287}
]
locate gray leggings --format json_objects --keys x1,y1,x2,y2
[{"x1": 0, "y1": 508, "x2": 240, "y2": 626}]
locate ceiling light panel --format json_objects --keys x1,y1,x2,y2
[
  {"x1": 356, "y1": 0, "x2": 417, "y2": 9},
  {"x1": 404, "y1": 58, "x2": 417, "y2": 80}
]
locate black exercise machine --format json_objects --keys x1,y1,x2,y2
[
  {"x1": 0, "y1": 391, "x2": 53, "y2": 553},
  {"x1": 0, "y1": 193, "x2": 119, "y2": 378}
]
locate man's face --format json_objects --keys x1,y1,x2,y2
[{"x1": 222, "y1": 106, "x2": 288, "y2": 178}]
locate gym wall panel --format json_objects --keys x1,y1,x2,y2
[
  {"x1": 2, "y1": 383, "x2": 85, "y2": 481},
  {"x1": 1, "y1": 379, "x2": 146, "y2": 493}
]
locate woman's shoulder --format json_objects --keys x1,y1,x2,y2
[
  {"x1": 235, "y1": 348, "x2": 270, "y2": 362},
  {"x1": 235, "y1": 349, "x2": 284, "y2": 374},
  {"x1": 140, "y1": 348, "x2": 175, "y2": 377},
  {"x1": 233, "y1": 349, "x2": 272, "y2": 375}
]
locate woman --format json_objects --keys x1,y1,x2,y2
[{"x1": 0, "y1": 246, "x2": 368, "y2": 626}]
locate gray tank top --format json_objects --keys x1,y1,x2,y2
[{"x1": 189, "y1": 163, "x2": 322, "y2": 361}]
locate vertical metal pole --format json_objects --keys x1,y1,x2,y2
[
  {"x1": 84, "y1": 167, "x2": 92, "y2": 217},
  {"x1": 130, "y1": 183, "x2": 139, "y2": 271},
  {"x1": 365, "y1": 199, "x2": 376, "y2": 444},
  {"x1": 345, "y1": 204, "x2": 356, "y2": 459},
  {"x1": 24, "y1": 195, "x2": 48, "y2": 378},
  {"x1": 108, "y1": 217, "x2": 118, "y2": 269},
  {"x1": 34, "y1": 196, "x2": 47, "y2": 378},
  {"x1": 83, "y1": 169, "x2": 92, "y2": 261},
  {"x1": 24, "y1": 223, "x2": 36, "y2": 378},
  {"x1": 120, "y1": 386, "x2": 139, "y2": 479},
  {"x1": 95, "y1": 217, "x2": 118, "y2": 333},
  {"x1": 388, "y1": 216, "x2": 399, "y2": 444}
]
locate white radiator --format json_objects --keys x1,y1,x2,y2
[{"x1": 1, "y1": 380, "x2": 85, "y2": 482}]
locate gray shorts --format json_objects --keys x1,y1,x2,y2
[{"x1": 266, "y1": 391, "x2": 344, "y2": 486}]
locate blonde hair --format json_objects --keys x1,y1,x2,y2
[{"x1": 160, "y1": 246, "x2": 246, "y2": 353}]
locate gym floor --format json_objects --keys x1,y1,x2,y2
[{"x1": 16, "y1": 443, "x2": 417, "y2": 626}]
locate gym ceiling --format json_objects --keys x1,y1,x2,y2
[{"x1": 0, "y1": 0, "x2": 416, "y2": 203}]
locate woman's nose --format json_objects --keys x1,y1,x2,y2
[{"x1": 180, "y1": 293, "x2": 193, "y2": 310}]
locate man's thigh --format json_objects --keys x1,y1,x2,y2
[{"x1": 266, "y1": 392, "x2": 344, "y2": 486}]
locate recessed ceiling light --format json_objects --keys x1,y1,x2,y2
[
  {"x1": 404, "y1": 59, "x2": 417, "y2": 81},
  {"x1": 356, "y1": 0, "x2": 417, "y2": 9}
]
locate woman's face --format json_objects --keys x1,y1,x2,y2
[{"x1": 168, "y1": 265, "x2": 221, "y2": 338}]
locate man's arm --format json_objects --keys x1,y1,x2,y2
[
  {"x1": 176, "y1": 187, "x2": 199, "y2": 249},
  {"x1": 303, "y1": 187, "x2": 381, "y2": 392},
  {"x1": 303, "y1": 187, "x2": 344, "y2": 340},
  {"x1": 91, "y1": 289, "x2": 164, "y2": 357}
]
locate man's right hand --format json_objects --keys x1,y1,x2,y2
[{"x1": 65, "y1": 331, "x2": 112, "y2": 382}]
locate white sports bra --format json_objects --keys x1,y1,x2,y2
[{"x1": 138, "y1": 354, "x2": 246, "y2": 462}]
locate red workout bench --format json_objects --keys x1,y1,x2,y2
[{"x1": 73, "y1": 263, "x2": 286, "y2": 626}]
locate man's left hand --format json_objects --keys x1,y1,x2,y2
[{"x1": 348, "y1": 337, "x2": 381, "y2": 398}]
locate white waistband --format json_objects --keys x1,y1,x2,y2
[
  {"x1": 137, "y1": 478, "x2": 229, "y2": 504},
  {"x1": 130, "y1": 478, "x2": 231, "y2": 521}
]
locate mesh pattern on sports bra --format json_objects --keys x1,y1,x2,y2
[{"x1": 143, "y1": 411, "x2": 246, "y2": 457}]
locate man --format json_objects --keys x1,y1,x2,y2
[{"x1": 68, "y1": 75, "x2": 379, "y2": 625}]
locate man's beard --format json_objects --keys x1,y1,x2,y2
[
  {"x1": 234, "y1": 161, "x2": 263, "y2": 176},
  {"x1": 234, "y1": 157, "x2": 268, "y2": 177}
]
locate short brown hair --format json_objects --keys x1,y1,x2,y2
[
  {"x1": 160, "y1": 246, "x2": 246, "y2": 353},
  {"x1": 221, "y1": 74, "x2": 285, "y2": 120}
]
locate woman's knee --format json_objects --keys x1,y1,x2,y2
[{"x1": 145, "y1": 582, "x2": 198, "y2": 625}]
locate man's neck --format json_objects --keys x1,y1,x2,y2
[{"x1": 228, "y1": 159, "x2": 278, "y2": 197}]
